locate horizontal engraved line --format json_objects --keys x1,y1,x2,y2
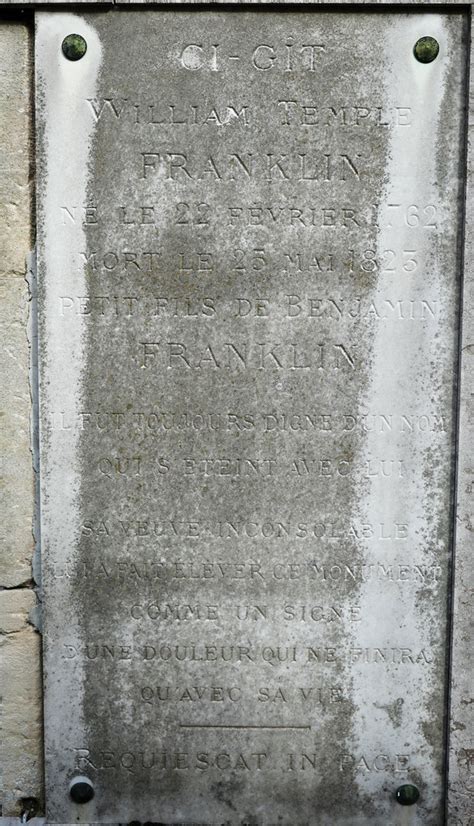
[{"x1": 179, "y1": 724, "x2": 311, "y2": 730}]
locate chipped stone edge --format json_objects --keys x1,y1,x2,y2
[
  {"x1": 27, "y1": 247, "x2": 43, "y2": 629},
  {"x1": 446, "y1": 14, "x2": 474, "y2": 826}
]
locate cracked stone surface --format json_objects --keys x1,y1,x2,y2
[{"x1": 0, "y1": 22, "x2": 42, "y2": 818}]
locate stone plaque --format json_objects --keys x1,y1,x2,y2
[{"x1": 37, "y1": 10, "x2": 468, "y2": 823}]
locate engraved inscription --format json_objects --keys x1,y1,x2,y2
[{"x1": 38, "y1": 10, "x2": 466, "y2": 824}]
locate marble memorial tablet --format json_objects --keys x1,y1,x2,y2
[{"x1": 36, "y1": 10, "x2": 468, "y2": 823}]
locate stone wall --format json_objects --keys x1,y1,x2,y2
[{"x1": 0, "y1": 20, "x2": 43, "y2": 818}]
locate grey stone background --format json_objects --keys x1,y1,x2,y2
[
  {"x1": 449, "y1": 14, "x2": 474, "y2": 826},
  {"x1": 0, "y1": 3, "x2": 472, "y2": 824}
]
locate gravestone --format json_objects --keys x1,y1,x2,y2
[{"x1": 36, "y1": 9, "x2": 468, "y2": 823}]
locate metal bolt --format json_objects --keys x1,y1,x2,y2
[
  {"x1": 69, "y1": 776, "x2": 94, "y2": 804},
  {"x1": 62, "y1": 33, "x2": 87, "y2": 61},
  {"x1": 413, "y1": 36, "x2": 439, "y2": 64},
  {"x1": 396, "y1": 784, "x2": 420, "y2": 806}
]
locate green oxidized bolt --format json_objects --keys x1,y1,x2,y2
[
  {"x1": 414, "y1": 36, "x2": 439, "y2": 64},
  {"x1": 62, "y1": 33, "x2": 87, "y2": 61},
  {"x1": 395, "y1": 784, "x2": 420, "y2": 806}
]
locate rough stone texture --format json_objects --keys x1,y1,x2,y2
[
  {"x1": 0, "y1": 0, "x2": 470, "y2": 5},
  {"x1": 447, "y1": 29, "x2": 474, "y2": 826},
  {"x1": 0, "y1": 21, "x2": 42, "y2": 819},
  {"x1": 36, "y1": 9, "x2": 469, "y2": 824},
  {"x1": 0, "y1": 591, "x2": 43, "y2": 817},
  {"x1": 0, "y1": 22, "x2": 34, "y2": 589}
]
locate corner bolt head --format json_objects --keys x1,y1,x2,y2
[
  {"x1": 62, "y1": 33, "x2": 87, "y2": 61},
  {"x1": 414, "y1": 36, "x2": 439, "y2": 64},
  {"x1": 69, "y1": 776, "x2": 94, "y2": 804},
  {"x1": 395, "y1": 783, "x2": 420, "y2": 806}
]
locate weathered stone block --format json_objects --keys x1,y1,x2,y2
[
  {"x1": 0, "y1": 22, "x2": 34, "y2": 588},
  {"x1": 0, "y1": 590, "x2": 42, "y2": 816},
  {"x1": 0, "y1": 20, "x2": 42, "y2": 818},
  {"x1": 36, "y1": 9, "x2": 470, "y2": 823}
]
